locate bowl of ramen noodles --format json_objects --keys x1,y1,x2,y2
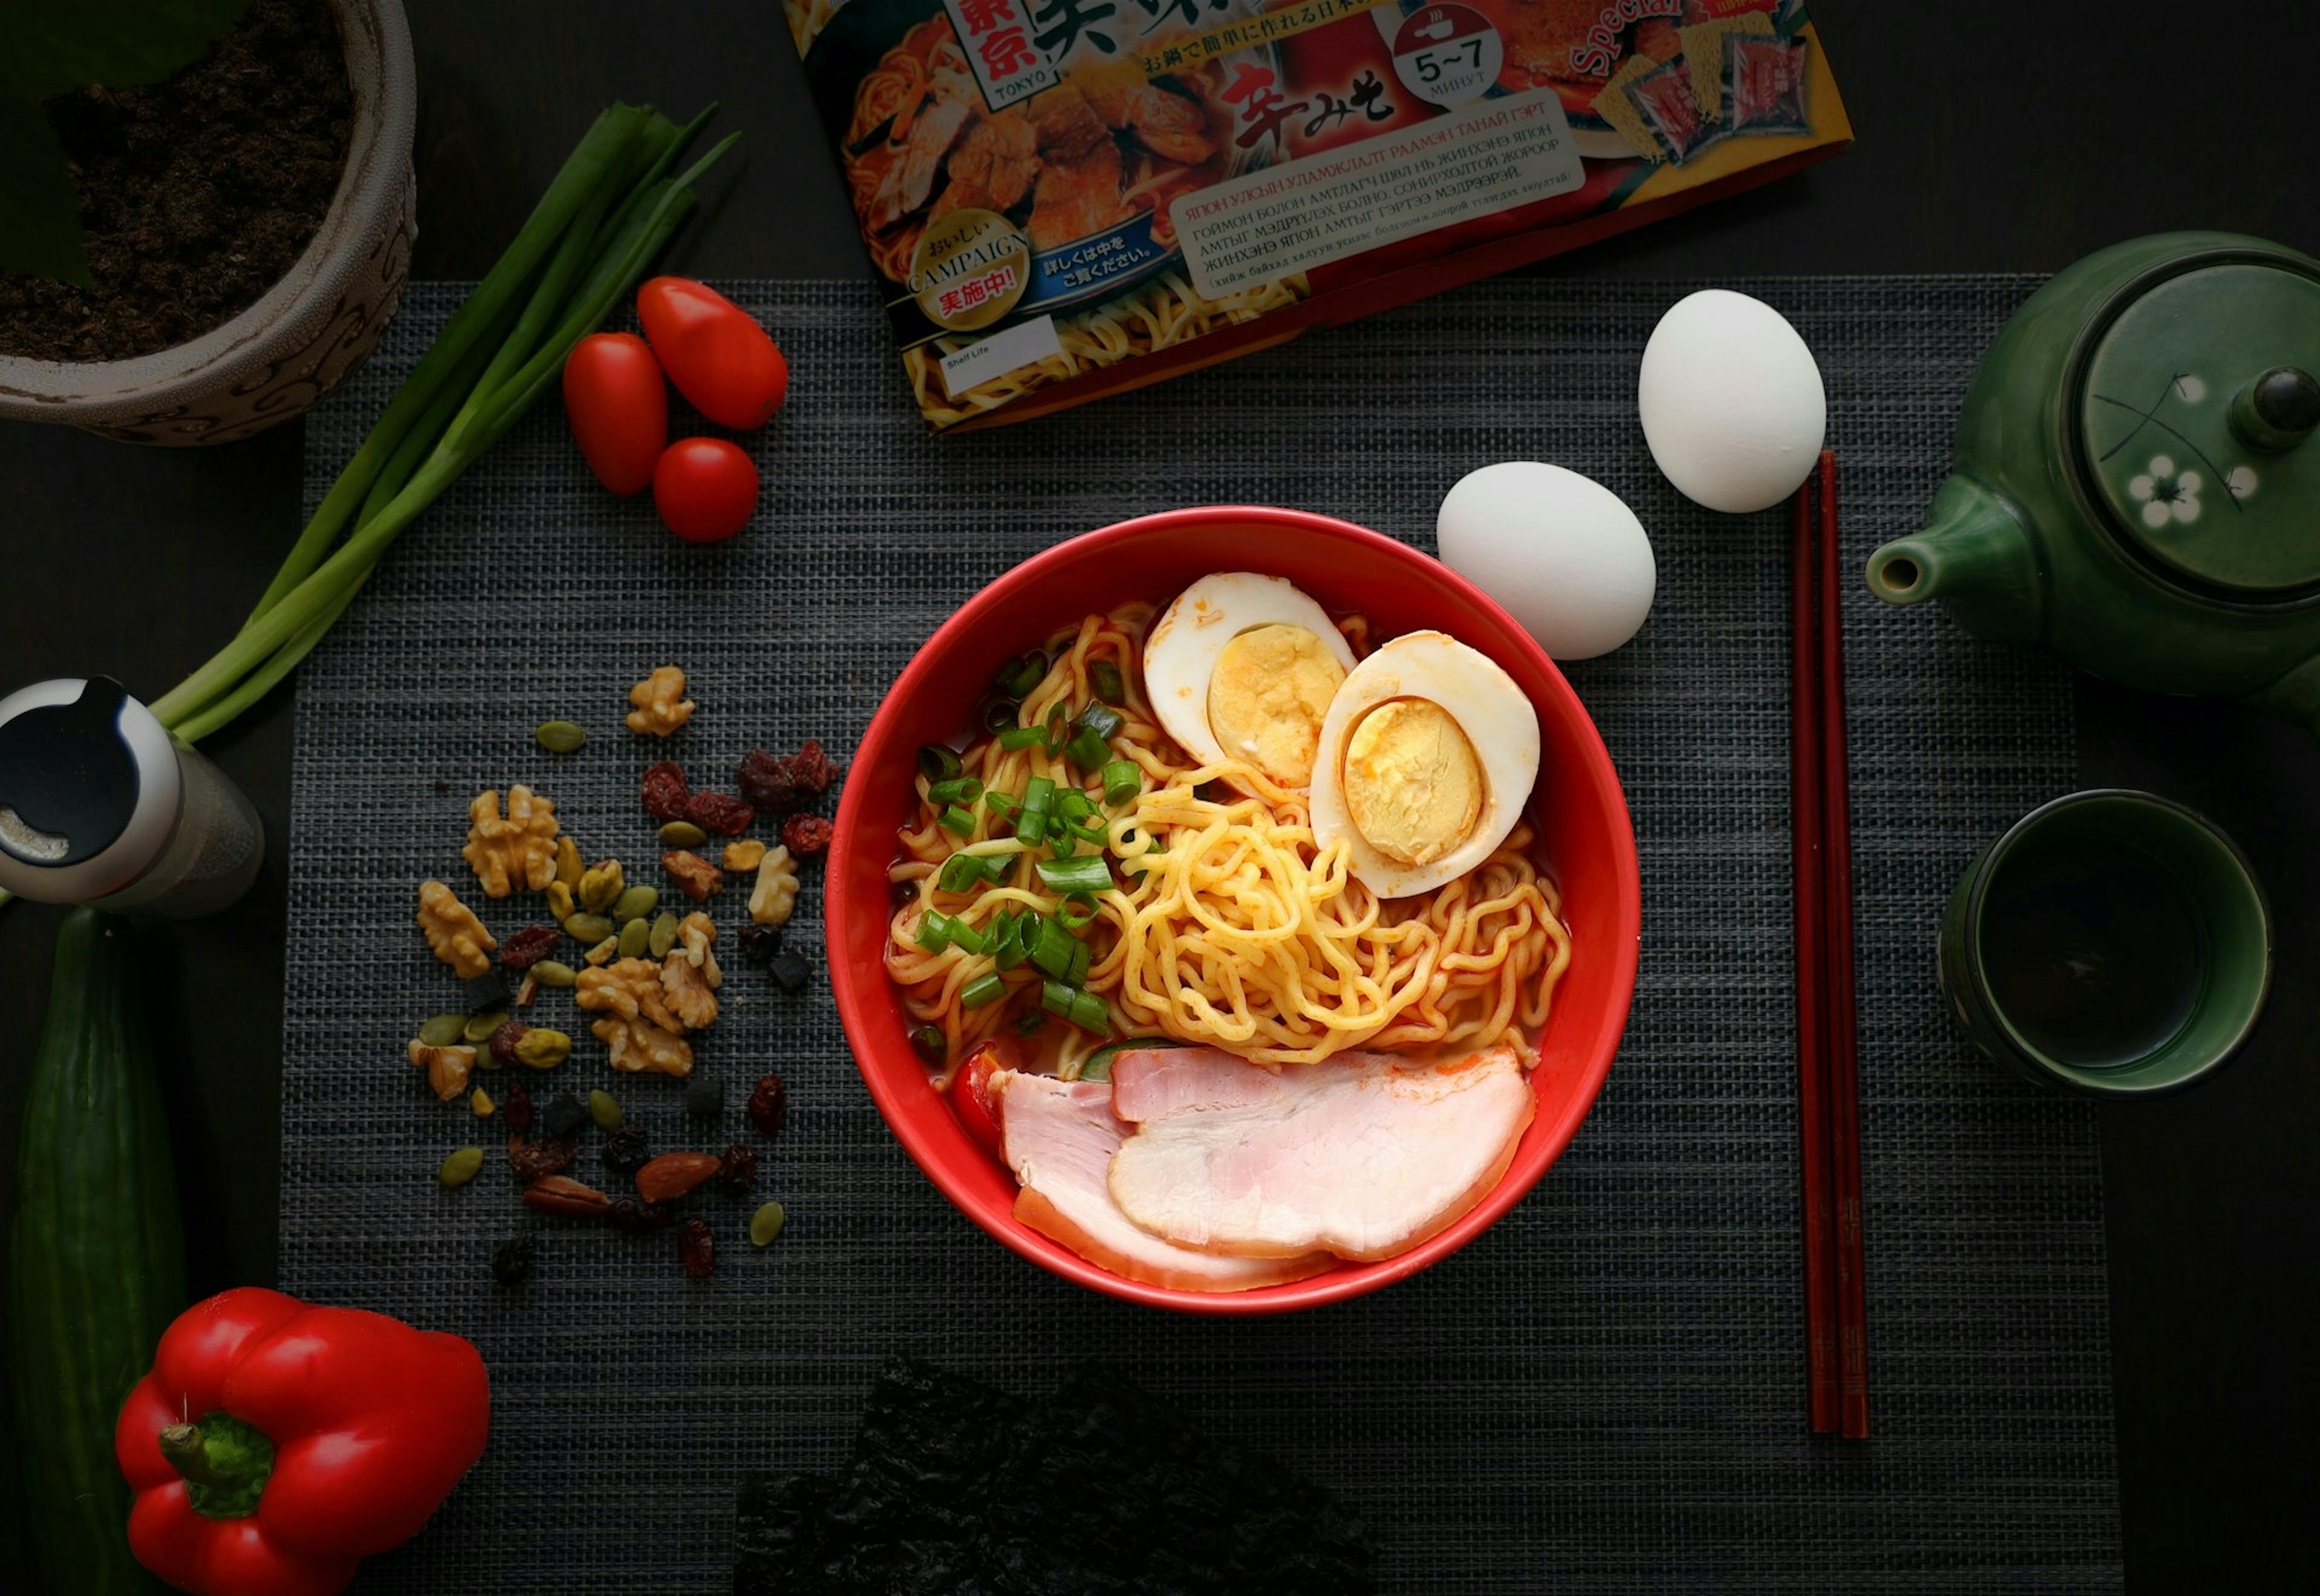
[{"x1": 826, "y1": 507, "x2": 1641, "y2": 1312}]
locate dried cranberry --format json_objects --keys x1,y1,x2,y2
[
  {"x1": 503, "y1": 1082, "x2": 535, "y2": 1134},
  {"x1": 781, "y1": 814, "x2": 834, "y2": 856},
  {"x1": 491, "y1": 1235, "x2": 536, "y2": 1285},
  {"x1": 717, "y1": 1144, "x2": 758, "y2": 1194},
  {"x1": 747, "y1": 1073, "x2": 788, "y2": 1140},
  {"x1": 679, "y1": 1217, "x2": 716, "y2": 1278},
  {"x1": 608, "y1": 1197, "x2": 671, "y2": 1235},
  {"x1": 488, "y1": 1020, "x2": 530, "y2": 1068},
  {"x1": 685, "y1": 790, "x2": 755, "y2": 836},
  {"x1": 767, "y1": 949, "x2": 811, "y2": 995},
  {"x1": 736, "y1": 924, "x2": 782, "y2": 967},
  {"x1": 508, "y1": 1136, "x2": 575, "y2": 1186},
  {"x1": 738, "y1": 742, "x2": 840, "y2": 816},
  {"x1": 499, "y1": 925, "x2": 561, "y2": 971},
  {"x1": 602, "y1": 1126, "x2": 651, "y2": 1176},
  {"x1": 641, "y1": 759, "x2": 692, "y2": 822}
]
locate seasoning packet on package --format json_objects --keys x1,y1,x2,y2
[
  {"x1": 1729, "y1": 36, "x2": 1811, "y2": 137},
  {"x1": 1625, "y1": 59, "x2": 1722, "y2": 166},
  {"x1": 786, "y1": 0, "x2": 1849, "y2": 431}
]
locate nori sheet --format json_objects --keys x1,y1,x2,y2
[{"x1": 735, "y1": 1357, "x2": 1379, "y2": 1594}]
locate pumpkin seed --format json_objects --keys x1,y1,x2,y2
[
  {"x1": 582, "y1": 936, "x2": 619, "y2": 967},
  {"x1": 514, "y1": 1028, "x2": 572, "y2": 1069},
  {"x1": 471, "y1": 1087, "x2": 495, "y2": 1118},
  {"x1": 617, "y1": 917, "x2": 650, "y2": 958},
  {"x1": 610, "y1": 884, "x2": 660, "y2": 922},
  {"x1": 534, "y1": 719, "x2": 588, "y2": 753},
  {"x1": 463, "y1": 1010, "x2": 510, "y2": 1043},
  {"x1": 418, "y1": 1012, "x2": 467, "y2": 1048},
  {"x1": 648, "y1": 910, "x2": 681, "y2": 959},
  {"x1": 562, "y1": 912, "x2": 614, "y2": 944},
  {"x1": 749, "y1": 1200, "x2": 787, "y2": 1247},
  {"x1": 658, "y1": 820, "x2": 707, "y2": 848},
  {"x1": 438, "y1": 1147, "x2": 485, "y2": 1188},
  {"x1": 554, "y1": 836, "x2": 584, "y2": 889},
  {"x1": 587, "y1": 1089, "x2": 624, "y2": 1130},
  {"x1": 532, "y1": 959, "x2": 577, "y2": 988}
]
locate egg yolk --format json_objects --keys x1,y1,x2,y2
[
  {"x1": 1207, "y1": 624, "x2": 1345, "y2": 783},
  {"x1": 1341, "y1": 698, "x2": 1483, "y2": 866}
]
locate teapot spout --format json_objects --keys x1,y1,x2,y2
[{"x1": 1866, "y1": 475, "x2": 2045, "y2": 645}]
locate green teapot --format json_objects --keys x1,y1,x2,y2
[{"x1": 1867, "y1": 231, "x2": 2320, "y2": 736}]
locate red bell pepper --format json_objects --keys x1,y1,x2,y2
[{"x1": 114, "y1": 1287, "x2": 491, "y2": 1596}]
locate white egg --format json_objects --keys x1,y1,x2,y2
[
  {"x1": 1637, "y1": 289, "x2": 1826, "y2": 513},
  {"x1": 1436, "y1": 462, "x2": 1656, "y2": 660},
  {"x1": 1309, "y1": 631, "x2": 1541, "y2": 899},
  {"x1": 1142, "y1": 572, "x2": 1356, "y2": 782}
]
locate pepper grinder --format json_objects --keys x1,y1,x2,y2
[{"x1": 0, "y1": 677, "x2": 263, "y2": 917}]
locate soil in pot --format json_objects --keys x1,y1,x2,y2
[{"x1": 0, "y1": 0, "x2": 353, "y2": 364}]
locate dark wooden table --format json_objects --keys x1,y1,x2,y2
[{"x1": 3, "y1": 4, "x2": 2313, "y2": 1589}]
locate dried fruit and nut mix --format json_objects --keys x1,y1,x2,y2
[{"x1": 397, "y1": 671, "x2": 833, "y2": 1281}]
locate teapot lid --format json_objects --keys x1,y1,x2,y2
[{"x1": 2078, "y1": 258, "x2": 2320, "y2": 596}]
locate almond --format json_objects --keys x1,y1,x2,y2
[
  {"x1": 635, "y1": 1150, "x2": 721, "y2": 1205},
  {"x1": 521, "y1": 1174, "x2": 611, "y2": 1218}
]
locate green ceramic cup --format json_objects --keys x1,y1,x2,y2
[{"x1": 1938, "y1": 790, "x2": 2271, "y2": 1096}]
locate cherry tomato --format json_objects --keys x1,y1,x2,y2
[
  {"x1": 949, "y1": 1038, "x2": 1014, "y2": 1158},
  {"x1": 560, "y1": 332, "x2": 666, "y2": 496},
  {"x1": 652, "y1": 437, "x2": 758, "y2": 543},
  {"x1": 635, "y1": 277, "x2": 789, "y2": 430}
]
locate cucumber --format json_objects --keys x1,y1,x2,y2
[{"x1": 8, "y1": 907, "x2": 185, "y2": 1592}]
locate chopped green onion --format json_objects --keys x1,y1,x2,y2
[
  {"x1": 946, "y1": 918, "x2": 989, "y2": 956},
  {"x1": 937, "y1": 853, "x2": 985, "y2": 894},
  {"x1": 1039, "y1": 979, "x2": 1076, "y2": 1017},
  {"x1": 910, "y1": 1024, "x2": 947, "y2": 1064},
  {"x1": 993, "y1": 649, "x2": 1047, "y2": 698},
  {"x1": 1075, "y1": 703, "x2": 1124, "y2": 742},
  {"x1": 1065, "y1": 729, "x2": 1110, "y2": 772},
  {"x1": 1056, "y1": 787, "x2": 1097, "y2": 823},
  {"x1": 1102, "y1": 759, "x2": 1141, "y2": 806},
  {"x1": 1015, "y1": 775, "x2": 1054, "y2": 845},
  {"x1": 1068, "y1": 939, "x2": 1090, "y2": 988},
  {"x1": 1041, "y1": 980, "x2": 1107, "y2": 1033},
  {"x1": 1057, "y1": 892, "x2": 1098, "y2": 930},
  {"x1": 960, "y1": 973, "x2": 1008, "y2": 1009},
  {"x1": 979, "y1": 696, "x2": 1018, "y2": 735},
  {"x1": 1037, "y1": 855, "x2": 1112, "y2": 895},
  {"x1": 997, "y1": 724, "x2": 1047, "y2": 751},
  {"x1": 918, "y1": 744, "x2": 962, "y2": 782},
  {"x1": 1014, "y1": 1009, "x2": 1048, "y2": 1037},
  {"x1": 938, "y1": 805, "x2": 975, "y2": 835},
  {"x1": 1044, "y1": 702, "x2": 1070, "y2": 751},
  {"x1": 1030, "y1": 917, "x2": 1079, "y2": 980},
  {"x1": 914, "y1": 912, "x2": 954, "y2": 954},
  {"x1": 996, "y1": 911, "x2": 1036, "y2": 971},
  {"x1": 982, "y1": 788, "x2": 1019, "y2": 820},
  {"x1": 929, "y1": 776, "x2": 984, "y2": 805},
  {"x1": 1090, "y1": 661, "x2": 1126, "y2": 704}
]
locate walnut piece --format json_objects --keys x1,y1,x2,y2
[
  {"x1": 749, "y1": 845, "x2": 799, "y2": 927},
  {"x1": 408, "y1": 1037, "x2": 475, "y2": 1101},
  {"x1": 625, "y1": 665, "x2": 695, "y2": 737},
  {"x1": 662, "y1": 849, "x2": 724, "y2": 902},
  {"x1": 660, "y1": 912, "x2": 721, "y2": 1029},
  {"x1": 590, "y1": 1014, "x2": 694, "y2": 1076},
  {"x1": 461, "y1": 784, "x2": 559, "y2": 898},
  {"x1": 575, "y1": 957, "x2": 686, "y2": 1034},
  {"x1": 721, "y1": 838, "x2": 767, "y2": 872},
  {"x1": 416, "y1": 880, "x2": 496, "y2": 977}
]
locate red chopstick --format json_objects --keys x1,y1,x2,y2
[
  {"x1": 1813, "y1": 451, "x2": 1871, "y2": 1440},
  {"x1": 1788, "y1": 475, "x2": 1840, "y2": 1436}
]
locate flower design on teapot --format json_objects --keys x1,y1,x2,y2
[{"x1": 2127, "y1": 455, "x2": 2202, "y2": 527}]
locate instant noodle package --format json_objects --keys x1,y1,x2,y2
[{"x1": 789, "y1": 0, "x2": 1850, "y2": 430}]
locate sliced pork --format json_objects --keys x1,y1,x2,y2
[
  {"x1": 1107, "y1": 1044, "x2": 1536, "y2": 1263},
  {"x1": 869, "y1": 95, "x2": 973, "y2": 230},
  {"x1": 993, "y1": 1070, "x2": 1329, "y2": 1293}
]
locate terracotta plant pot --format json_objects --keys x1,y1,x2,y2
[{"x1": 0, "y1": 0, "x2": 417, "y2": 446}]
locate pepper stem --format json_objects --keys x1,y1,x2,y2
[{"x1": 156, "y1": 1412, "x2": 276, "y2": 1519}]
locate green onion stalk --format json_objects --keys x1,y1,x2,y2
[{"x1": 0, "y1": 103, "x2": 737, "y2": 912}]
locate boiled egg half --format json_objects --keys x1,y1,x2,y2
[
  {"x1": 1309, "y1": 631, "x2": 1539, "y2": 898},
  {"x1": 1143, "y1": 572, "x2": 1357, "y2": 784}
]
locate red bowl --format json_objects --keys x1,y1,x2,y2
[{"x1": 826, "y1": 507, "x2": 1641, "y2": 1314}]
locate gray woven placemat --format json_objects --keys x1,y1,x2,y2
[{"x1": 286, "y1": 275, "x2": 2118, "y2": 1593}]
